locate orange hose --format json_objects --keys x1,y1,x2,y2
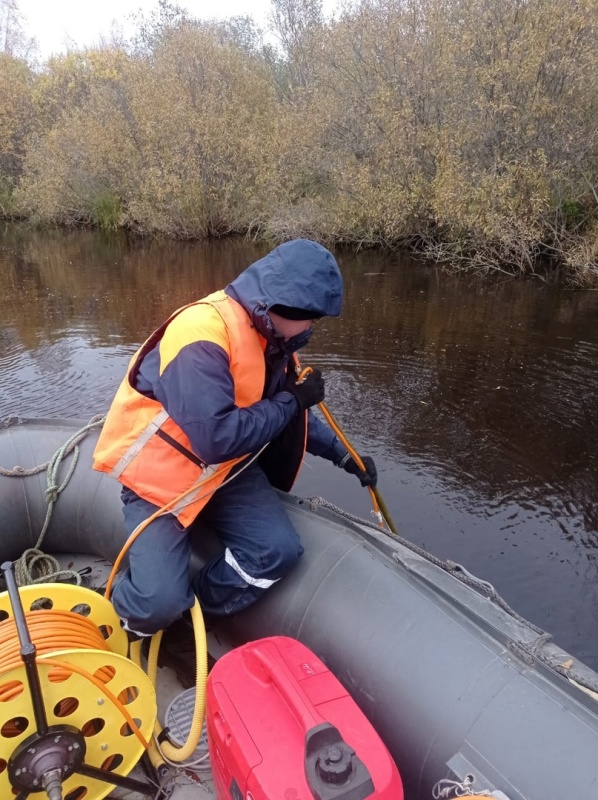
[
  {"x1": 0, "y1": 611, "x2": 108, "y2": 675},
  {"x1": 105, "y1": 502, "x2": 167, "y2": 600},
  {"x1": 105, "y1": 465, "x2": 232, "y2": 599},
  {"x1": 40, "y1": 657, "x2": 149, "y2": 748},
  {"x1": 295, "y1": 363, "x2": 385, "y2": 528},
  {"x1": 318, "y1": 400, "x2": 382, "y2": 519},
  {"x1": 104, "y1": 357, "x2": 391, "y2": 601},
  {"x1": 0, "y1": 611, "x2": 149, "y2": 748}
]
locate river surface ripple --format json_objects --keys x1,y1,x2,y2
[{"x1": 1, "y1": 225, "x2": 597, "y2": 669}]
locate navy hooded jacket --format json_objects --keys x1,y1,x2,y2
[{"x1": 134, "y1": 239, "x2": 348, "y2": 469}]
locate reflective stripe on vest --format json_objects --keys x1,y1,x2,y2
[
  {"x1": 168, "y1": 463, "x2": 222, "y2": 516},
  {"x1": 93, "y1": 291, "x2": 306, "y2": 526},
  {"x1": 109, "y1": 409, "x2": 170, "y2": 479}
]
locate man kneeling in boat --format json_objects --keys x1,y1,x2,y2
[{"x1": 92, "y1": 238, "x2": 377, "y2": 639}]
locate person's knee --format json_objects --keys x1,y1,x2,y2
[
  {"x1": 225, "y1": 532, "x2": 302, "y2": 585},
  {"x1": 150, "y1": 582, "x2": 193, "y2": 629},
  {"x1": 114, "y1": 578, "x2": 193, "y2": 634},
  {"x1": 248, "y1": 528, "x2": 303, "y2": 580},
  {"x1": 274, "y1": 531, "x2": 304, "y2": 576}
]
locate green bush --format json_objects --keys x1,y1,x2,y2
[{"x1": 91, "y1": 190, "x2": 121, "y2": 232}]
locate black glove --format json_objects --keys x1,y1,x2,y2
[
  {"x1": 341, "y1": 454, "x2": 378, "y2": 488},
  {"x1": 283, "y1": 369, "x2": 325, "y2": 411}
]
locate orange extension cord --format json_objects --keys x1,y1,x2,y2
[{"x1": 0, "y1": 610, "x2": 149, "y2": 747}]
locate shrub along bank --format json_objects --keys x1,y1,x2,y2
[{"x1": 1, "y1": 0, "x2": 597, "y2": 285}]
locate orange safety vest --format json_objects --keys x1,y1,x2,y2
[{"x1": 93, "y1": 290, "x2": 306, "y2": 527}]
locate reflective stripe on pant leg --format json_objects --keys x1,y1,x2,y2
[
  {"x1": 192, "y1": 463, "x2": 303, "y2": 615},
  {"x1": 224, "y1": 547, "x2": 281, "y2": 589}
]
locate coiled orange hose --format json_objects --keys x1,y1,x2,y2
[
  {"x1": 0, "y1": 610, "x2": 149, "y2": 747},
  {"x1": 0, "y1": 611, "x2": 108, "y2": 678}
]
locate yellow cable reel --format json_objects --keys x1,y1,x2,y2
[{"x1": 0, "y1": 584, "x2": 157, "y2": 800}]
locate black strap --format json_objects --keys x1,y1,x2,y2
[
  {"x1": 157, "y1": 726, "x2": 171, "y2": 744},
  {"x1": 155, "y1": 429, "x2": 206, "y2": 470}
]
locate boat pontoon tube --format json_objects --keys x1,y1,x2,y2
[{"x1": 1, "y1": 418, "x2": 598, "y2": 800}]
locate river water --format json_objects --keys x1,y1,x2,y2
[{"x1": 1, "y1": 224, "x2": 598, "y2": 669}]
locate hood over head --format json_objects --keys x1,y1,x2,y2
[{"x1": 225, "y1": 239, "x2": 343, "y2": 322}]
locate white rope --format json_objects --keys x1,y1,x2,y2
[{"x1": 8, "y1": 416, "x2": 105, "y2": 586}]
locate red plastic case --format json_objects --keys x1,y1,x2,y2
[{"x1": 206, "y1": 636, "x2": 403, "y2": 800}]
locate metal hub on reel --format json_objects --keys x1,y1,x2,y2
[{"x1": 8, "y1": 725, "x2": 86, "y2": 799}]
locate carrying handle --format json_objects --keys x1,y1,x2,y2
[{"x1": 246, "y1": 645, "x2": 321, "y2": 732}]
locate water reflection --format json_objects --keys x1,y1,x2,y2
[{"x1": 1, "y1": 223, "x2": 598, "y2": 668}]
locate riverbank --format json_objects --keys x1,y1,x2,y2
[
  {"x1": 1, "y1": 0, "x2": 597, "y2": 286},
  {"x1": 0, "y1": 210, "x2": 593, "y2": 287}
]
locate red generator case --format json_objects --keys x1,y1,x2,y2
[{"x1": 205, "y1": 635, "x2": 403, "y2": 800}]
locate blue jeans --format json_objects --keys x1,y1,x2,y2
[{"x1": 111, "y1": 462, "x2": 304, "y2": 635}]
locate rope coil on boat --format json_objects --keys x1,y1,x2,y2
[
  {"x1": 4, "y1": 417, "x2": 598, "y2": 728},
  {"x1": 432, "y1": 776, "x2": 512, "y2": 798},
  {"x1": 1, "y1": 416, "x2": 106, "y2": 587},
  {"x1": 0, "y1": 416, "x2": 105, "y2": 479}
]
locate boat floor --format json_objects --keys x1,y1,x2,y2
[{"x1": 109, "y1": 661, "x2": 214, "y2": 800}]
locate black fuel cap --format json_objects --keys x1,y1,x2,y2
[
  {"x1": 305, "y1": 722, "x2": 375, "y2": 800},
  {"x1": 317, "y1": 744, "x2": 354, "y2": 784}
]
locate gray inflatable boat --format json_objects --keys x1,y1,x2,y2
[{"x1": 1, "y1": 417, "x2": 597, "y2": 800}]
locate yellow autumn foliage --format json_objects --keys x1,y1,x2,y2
[
  {"x1": 1, "y1": 0, "x2": 597, "y2": 282},
  {"x1": 0, "y1": 52, "x2": 33, "y2": 209}
]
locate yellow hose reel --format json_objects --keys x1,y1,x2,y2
[{"x1": 0, "y1": 580, "x2": 157, "y2": 800}]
